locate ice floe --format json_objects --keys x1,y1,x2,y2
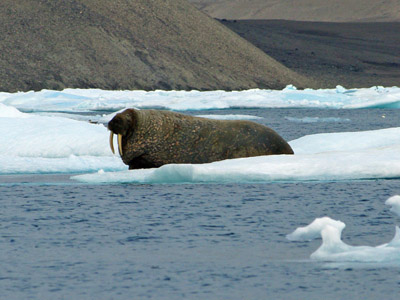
[
  {"x1": 71, "y1": 127, "x2": 400, "y2": 183},
  {"x1": 287, "y1": 196, "x2": 400, "y2": 263},
  {"x1": 1, "y1": 87, "x2": 399, "y2": 179},
  {"x1": 0, "y1": 105, "x2": 125, "y2": 174},
  {"x1": 1, "y1": 85, "x2": 399, "y2": 112}
]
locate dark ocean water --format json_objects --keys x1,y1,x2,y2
[{"x1": 1, "y1": 108, "x2": 400, "y2": 299}]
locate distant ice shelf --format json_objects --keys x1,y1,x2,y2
[{"x1": 1, "y1": 85, "x2": 399, "y2": 112}]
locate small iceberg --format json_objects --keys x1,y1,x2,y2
[{"x1": 287, "y1": 196, "x2": 400, "y2": 263}]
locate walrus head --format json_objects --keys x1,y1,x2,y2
[{"x1": 108, "y1": 109, "x2": 135, "y2": 157}]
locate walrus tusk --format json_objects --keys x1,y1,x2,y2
[
  {"x1": 109, "y1": 131, "x2": 115, "y2": 154},
  {"x1": 117, "y1": 134, "x2": 123, "y2": 156},
  {"x1": 109, "y1": 132, "x2": 124, "y2": 156}
]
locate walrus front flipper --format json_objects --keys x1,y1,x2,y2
[{"x1": 128, "y1": 154, "x2": 157, "y2": 170}]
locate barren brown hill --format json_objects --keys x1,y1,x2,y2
[
  {"x1": 190, "y1": 0, "x2": 400, "y2": 22},
  {"x1": 0, "y1": 0, "x2": 312, "y2": 92}
]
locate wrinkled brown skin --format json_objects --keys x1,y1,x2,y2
[{"x1": 108, "y1": 109, "x2": 294, "y2": 169}]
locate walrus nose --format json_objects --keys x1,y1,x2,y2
[{"x1": 109, "y1": 131, "x2": 123, "y2": 157}]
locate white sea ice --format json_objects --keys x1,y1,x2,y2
[
  {"x1": 1, "y1": 87, "x2": 400, "y2": 179},
  {"x1": 287, "y1": 196, "x2": 400, "y2": 263},
  {"x1": 72, "y1": 127, "x2": 400, "y2": 183},
  {"x1": 0, "y1": 104, "x2": 125, "y2": 174},
  {"x1": 0, "y1": 103, "x2": 29, "y2": 118},
  {"x1": 1, "y1": 85, "x2": 399, "y2": 112},
  {"x1": 386, "y1": 195, "x2": 400, "y2": 217},
  {"x1": 286, "y1": 217, "x2": 346, "y2": 242},
  {"x1": 290, "y1": 127, "x2": 400, "y2": 154}
]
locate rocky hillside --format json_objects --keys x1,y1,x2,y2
[{"x1": 0, "y1": 0, "x2": 312, "y2": 92}]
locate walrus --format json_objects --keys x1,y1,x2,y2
[{"x1": 108, "y1": 108, "x2": 293, "y2": 169}]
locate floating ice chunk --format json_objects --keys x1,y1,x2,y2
[
  {"x1": 0, "y1": 155, "x2": 125, "y2": 174},
  {"x1": 290, "y1": 127, "x2": 400, "y2": 155},
  {"x1": 288, "y1": 196, "x2": 400, "y2": 263},
  {"x1": 0, "y1": 110, "x2": 126, "y2": 174},
  {"x1": 386, "y1": 226, "x2": 400, "y2": 248},
  {"x1": 72, "y1": 145, "x2": 400, "y2": 183},
  {"x1": 0, "y1": 115, "x2": 110, "y2": 158},
  {"x1": 71, "y1": 137, "x2": 400, "y2": 184},
  {"x1": 288, "y1": 217, "x2": 400, "y2": 262},
  {"x1": 385, "y1": 195, "x2": 400, "y2": 217},
  {"x1": 286, "y1": 217, "x2": 346, "y2": 241}
]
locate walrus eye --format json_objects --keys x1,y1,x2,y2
[{"x1": 109, "y1": 131, "x2": 124, "y2": 156}]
